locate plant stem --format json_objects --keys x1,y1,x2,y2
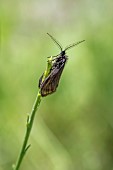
[{"x1": 13, "y1": 91, "x2": 42, "y2": 170}]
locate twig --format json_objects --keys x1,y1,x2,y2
[{"x1": 13, "y1": 91, "x2": 41, "y2": 170}]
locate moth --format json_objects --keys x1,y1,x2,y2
[{"x1": 39, "y1": 33, "x2": 85, "y2": 97}]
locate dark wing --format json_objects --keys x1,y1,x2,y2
[
  {"x1": 40, "y1": 62, "x2": 66, "y2": 97},
  {"x1": 38, "y1": 73, "x2": 44, "y2": 88}
]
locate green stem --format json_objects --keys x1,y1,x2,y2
[{"x1": 13, "y1": 91, "x2": 42, "y2": 170}]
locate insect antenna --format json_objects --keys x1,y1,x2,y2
[
  {"x1": 65, "y1": 40, "x2": 85, "y2": 52},
  {"x1": 47, "y1": 33, "x2": 63, "y2": 52}
]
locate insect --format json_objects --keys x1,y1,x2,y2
[{"x1": 39, "y1": 33, "x2": 85, "y2": 97}]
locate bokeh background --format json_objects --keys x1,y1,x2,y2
[{"x1": 1, "y1": 0, "x2": 113, "y2": 170}]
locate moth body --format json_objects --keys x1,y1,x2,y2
[{"x1": 39, "y1": 33, "x2": 85, "y2": 97}]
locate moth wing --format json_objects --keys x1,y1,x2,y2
[
  {"x1": 41, "y1": 63, "x2": 65, "y2": 96},
  {"x1": 39, "y1": 73, "x2": 44, "y2": 88}
]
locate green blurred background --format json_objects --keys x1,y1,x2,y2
[{"x1": 1, "y1": 0, "x2": 113, "y2": 170}]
